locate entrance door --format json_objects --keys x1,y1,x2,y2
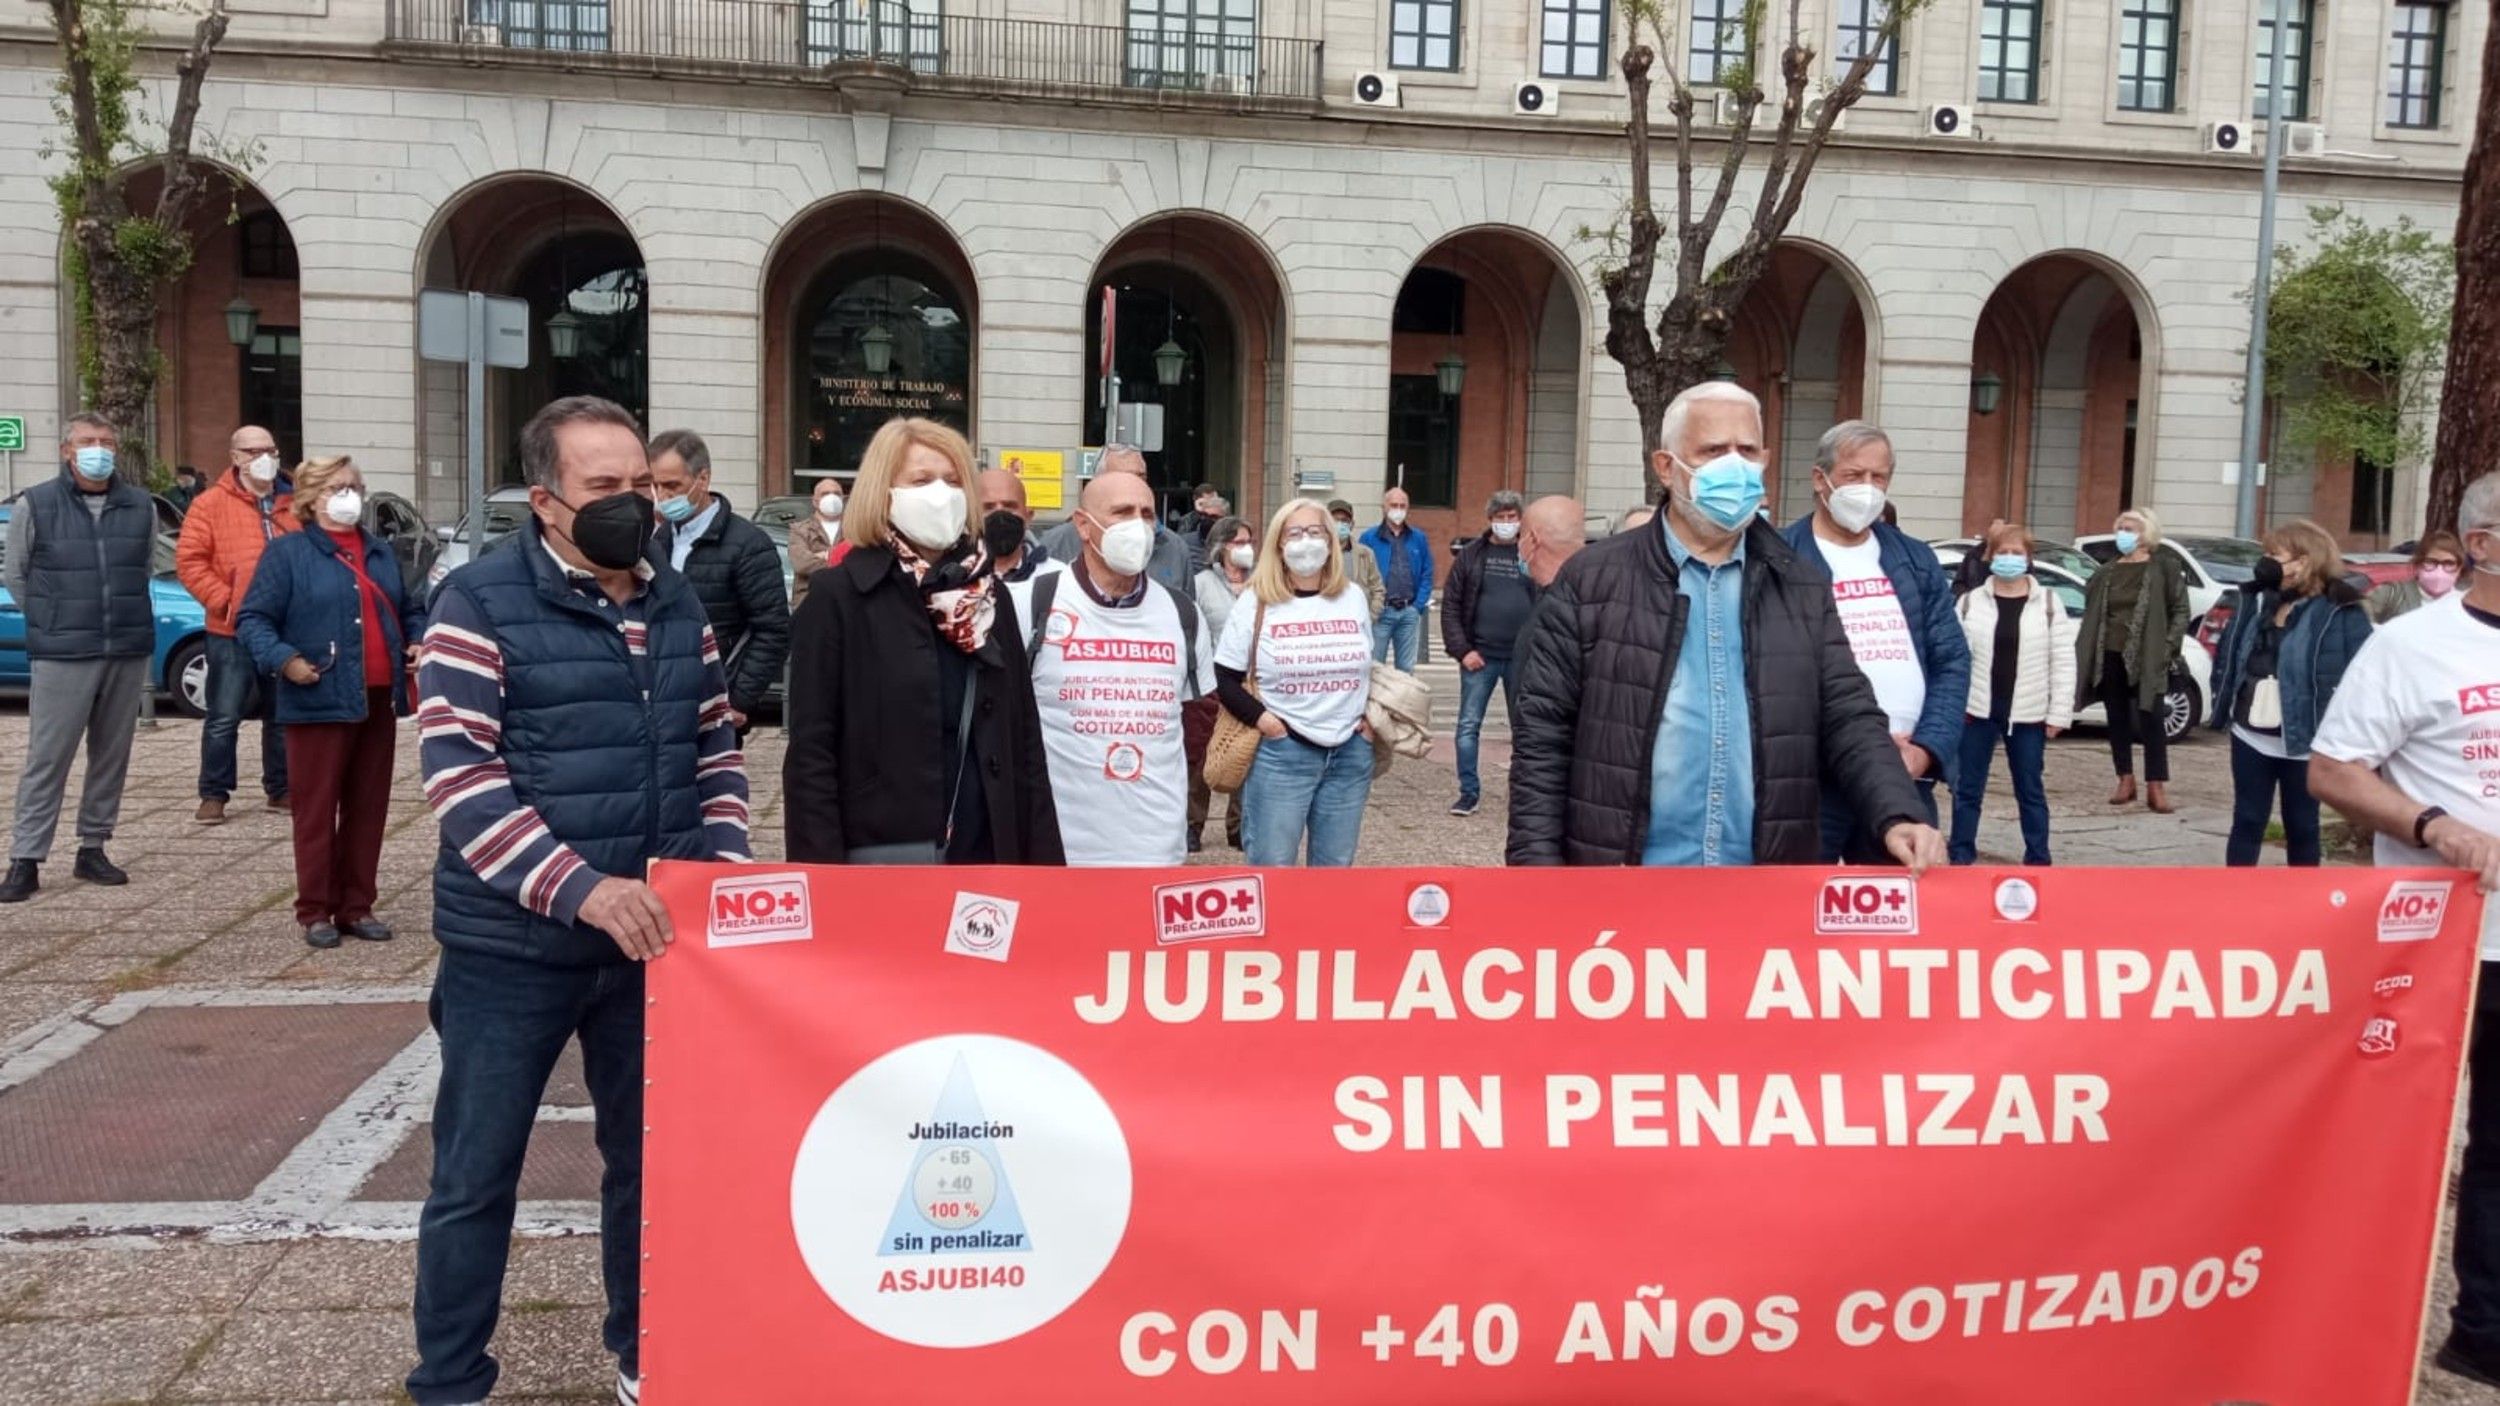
[{"x1": 239, "y1": 326, "x2": 303, "y2": 467}]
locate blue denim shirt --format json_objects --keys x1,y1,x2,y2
[{"x1": 1643, "y1": 521, "x2": 1754, "y2": 866}]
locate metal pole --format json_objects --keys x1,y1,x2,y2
[
  {"x1": 466, "y1": 291, "x2": 489, "y2": 558},
  {"x1": 2234, "y1": 0, "x2": 2291, "y2": 538}
]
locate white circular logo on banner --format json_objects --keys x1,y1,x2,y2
[
  {"x1": 1993, "y1": 878, "x2": 2039, "y2": 922},
  {"x1": 1407, "y1": 883, "x2": 1452, "y2": 927},
  {"x1": 789, "y1": 1034, "x2": 1132, "y2": 1348}
]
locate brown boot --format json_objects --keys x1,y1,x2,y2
[
  {"x1": 2146, "y1": 781, "x2": 2174, "y2": 814},
  {"x1": 2108, "y1": 776, "x2": 2137, "y2": 806},
  {"x1": 194, "y1": 799, "x2": 227, "y2": 826}
]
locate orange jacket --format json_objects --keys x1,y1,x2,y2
[{"x1": 176, "y1": 469, "x2": 298, "y2": 636}]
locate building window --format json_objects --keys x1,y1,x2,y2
[
  {"x1": 1390, "y1": 0, "x2": 1460, "y2": 69},
  {"x1": 2253, "y1": 0, "x2": 2313, "y2": 120},
  {"x1": 467, "y1": 0, "x2": 609, "y2": 50},
  {"x1": 1128, "y1": 0, "x2": 1256, "y2": 87},
  {"x1": 1386, "y1": 376, "x2": 1461, "y2": 509},
  {"x1": 238, "y1": 326, "x2": 302, "y2": 470},
  {"x1": 1978, "y1": 0, "x2": 2042, "y2": 101},
  {"x1": 1833, "y1": 0, "x2": 1899, "y2": 95},
  {"x1": 237, "y1": 209, "x2": 297, "y2": 281},
  {"x1": 2385, "y1": 0, "x2": 2446, "y2": 128},
  {"x1": 805, "y1": 0, "x2": 941, "y2": 71},
  {"x1": 1539, "y1": 0, "x2": 1607, "y2": 79},
  {"x1": 2351, "y1": 450, "x2": 2395, "y2": 535},
  {"x1": 1689, "y1": 0, "x2": 1750, "y2": 84},
  {"x1": 2115, "y1": 0, "x2": 2178, "y2": 110}
]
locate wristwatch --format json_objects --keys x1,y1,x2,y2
[{"x1": 2414, "y1": 805, "x2": 2449, "y2": 849}]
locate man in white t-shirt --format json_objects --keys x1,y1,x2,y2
[
  {"x1": 1009, "y1": 470, "x2": 1213, "y2": 867},
  {"x1": 1779, "y1": 421, "x2": 1970, "y2": 863},
  {"x1": 2312, "y1": 471, "x2": 2500, "y2": 1391}
]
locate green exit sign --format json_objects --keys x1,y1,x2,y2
[{"x1": 0, "y1": 417, "x2": 22, "y2": 453}]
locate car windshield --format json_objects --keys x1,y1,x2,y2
[
  {"x1": 2032, "y1": 543, "x2": 2099, "y2": 580},
  {"x1": 448, "y1": 500, "x2": 533, "y2": 543},
  {"x1": 2176, "y1": 536, "x2": 2265, "y2": 584}
]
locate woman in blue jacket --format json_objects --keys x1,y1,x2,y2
[
  {"x1": 2207, "y1": 518, "x2": 2371, "y2": 867},
  {"x1": 236, "y1": 456, "x2": 425, "y2": 948}
]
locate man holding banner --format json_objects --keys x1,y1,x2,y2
[
  {"x1": 2311, "y1": 469, "x2": 2500, "y2": 1389},
  {"x1": 408, "y1": 396, "x2": 751, "y2": 1406}
]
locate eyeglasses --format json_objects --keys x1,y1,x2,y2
[{"x1": 1282, "y1": 526, "x2": 1332, "y2": 543}]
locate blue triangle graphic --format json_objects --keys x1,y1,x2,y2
[{"x1": 879, "y1": 1051, "x2": 1034, "y2": 1256}]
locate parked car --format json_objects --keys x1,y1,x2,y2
[
  {"x1": 0, "y1": 502, "x2": 213, "y2": 716},
  {"x1": 425, "y1": 486, "x2": 535, "y2": 594},
  {"x1": 2344, "y1": 552, "x2": 2417, "y2": 593},
  {"x1": 751, "y1": 495, "x2": 817, "y2": 535},
  {"x1": 2074, "y1": 532, "x2": 2262, "y2": 628},
  {"x1": 1926, "y1": 544, "x2": 2210, "y2": 743}
]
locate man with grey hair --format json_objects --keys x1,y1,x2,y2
[
  {"x1": 1507, "y1": 381, "x2": 1942, "y2": 871},
  {"x1": 648, "y1": 427, "x2": 788, "y2": 729},
  {"x1": 0, "y1": 412, "x2": 153, "y2": 902},
  {"x1": 2310, "y1": 470, "x2": 2500, "y2": 1389},
  {"x1": 1780, "y1": 418, "x2": 1968, "y2": 862},
  {"x1": 1616, "y1": 503, "x2": 1657, "y2": 536},
  {"x1": 1036, "y1": 445, "x2": 1192, "y2": 592},
  {"x1": 1440, "y1": 488, "x2": 1533, "y2": 816}
]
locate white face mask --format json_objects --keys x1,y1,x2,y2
[
  {"x1": 887, "y1": 480, "x2": 967, "y2": 552},
  {"x1": 817, "y1": 496, "x2": 844, "y2": 524},
  {"x1": 1283, "y1": 538, "x2": 1331, "y2": 576},
  {"x1": 1226, "y1": 543, "x2": 1256, "y2": 570},
  {"x1": 1490, "y1": 520, "x2": 1521, "y2": 544},
  {"x1": 1096, "y1": 517, "x2": 1155, "y2": 576},
  {"x1": 246, "y1": 453, "x2": 279, "y2": 486},
  {"x1": 1825, "y1": 482, "x2": 1887, "y2": 535},
  {"x1": 1386, "y1": 507, "x2": 1409, "y2": 526},
  {"x1": 324, "y1": 489, "x2": 363, "y2": 527}
]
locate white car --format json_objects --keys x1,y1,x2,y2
[
  {"x1": 2072, "y1": 532, "x2": 2265, "y2": 628},
  {"x1": 1929, "y1": 544, "x2": 2212, "y2": 743}
]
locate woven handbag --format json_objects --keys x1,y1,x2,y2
[{"x1": 1202, "y1": 600, "x2": 1266, "y2": 794}]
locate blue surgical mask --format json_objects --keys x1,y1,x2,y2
[
  {"x1": 71, "y1": 446, "x2": 115, "y2": 482},
  {"x1": 1990, "y1": 553, "x2": 2029, "y2": 579},
  {"x1": 1683, "y1": 453, "x2": 1765, "y2": 532},
  {"x1": 656, "y1": 493, "x2": 695, "y2": 525},
  {"x1": 2113, "y1": 529, "x2": 2141, "y2": 555}
]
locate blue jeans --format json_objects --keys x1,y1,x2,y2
[
  {"x1": 409, "y1": 948, "x2": 645, "y2": 1405},
  {"x1": 199, "y1": 633, "x2": 286, "y2": 802},
  {"x1": 2226, "y1": 734, "x2": 2322, "y2": 866},
  {"x1": 1373, "y1": 606, "x2": 1421, "y2": 670},
  {"x1": 1242, "y1": 731, "x2": 1373, "y2": 866},
  {"x1": 1453, "y1": 657, "x2": 1515, "y2": 804},
  {"x1": 1950, "y1": 716, "x2": 2051, "y2": 866}
]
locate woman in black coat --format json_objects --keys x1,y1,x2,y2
[{"x1": 783, "y1": 417, "x2": 1063, "y2": 865}]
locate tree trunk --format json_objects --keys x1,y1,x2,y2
[{"x1": 2429, "y1": 7, "x2": 2500, "y2": 535}]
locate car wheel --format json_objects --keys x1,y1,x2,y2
[
  {"x1": 168, "y1": 639, "x2": 212, "y2": 718},
  {"x1": 2161, "y1": 673, "x2": 2200, "y2": 745}
]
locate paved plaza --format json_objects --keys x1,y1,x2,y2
[{"x1": 0, "y1": 702, "x2": 2485, "y2": 1403}]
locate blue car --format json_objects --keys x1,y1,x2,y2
[{"x1": 0, "y1": 500, "x2": 214, "y2": 717}]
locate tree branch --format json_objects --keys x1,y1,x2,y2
[{"x1": 152, "y1": 0, "x2": 232, "y2": 228}]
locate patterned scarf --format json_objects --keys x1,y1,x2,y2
[{"x1": 887, "y1": 532, "x2": 996, "y2": 655}]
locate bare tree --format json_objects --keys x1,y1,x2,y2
[
  {"x1": 1597, "y1": 0, "x2": 1922, "y2": 471},
  {"x1": 2428, "y1": 1, "x2": 2500, "y2": 535},
  {"x1": 47, "y1": 0, "x2": 237, "y2": 484}
]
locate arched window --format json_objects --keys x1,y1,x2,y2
[{"x1": 800, "y1": 255, "x2": 972, "y2": 483}]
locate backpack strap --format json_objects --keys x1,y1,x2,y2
[
  {"x1": 1024, "y1": 572, "x2": 1060, "y2": 671},
  {"x1": 1156, "y1": 580, "x2": 1201, "y2": 700}
]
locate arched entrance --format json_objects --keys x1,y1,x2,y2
[
  {"x1": 1082, "y1": 214, "x2": 1285, "y2": 521},
  {"x1": 415, "y1": 176, "x2": 649, "y2": 516},
  {"x1": 1966, "y1": 256, "x2": 2154, "y2": 541},
  {"x1": 1727, "y1": 243, "x2": 1873, "y2": 519},
  {"x1": 1383, "y1": 229, "x2": 1585, "y2": 547},
  {"x1": 762, "y1": 195, "x2": 977, "y2": 497}
]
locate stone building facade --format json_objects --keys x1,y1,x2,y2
[{"x1": 0, "y1": 0, "x2": 2480, "y2": 552}]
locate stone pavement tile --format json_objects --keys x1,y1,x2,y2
[
  {"x1": 246, "y1": 1239, "x2": 419, "y2": 1312},
  {"x1": 488, "y1": 1306, "x2": 615, "y2": 1395},
  {"x1": 4, "y1": 945, "x2": 172, "y2": 987},
  {"x1": 166, "y1": 1308, "x2": 413, "y2": 1400},
  {"x1": 158, "y1": 932, "x2": 309, "y2": 985},
  {"x1": 14, "y1": 1242, "x2": 285, "y2": 1319},
  {"x1": 0, "y1": 982, "x2": 88, "y2": 1047},
  {"x1": 276, "y1": 938, "x2": 440, "y2": 985},
  {"x1": 503, "y1": 1236, "x2": 605, "y2": 1307},
  {"x1": 0, "y1": 1315, "x2": 218, "y2": 1406}
]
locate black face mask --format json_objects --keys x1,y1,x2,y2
[
  {"x1": 2251, "y1": 556, "x2": 2286, "y2": 595},
  {"x1": 984, "y1": 508, "x2": 1027, "y2": 556},
  {"x1": 553, "y1": 490, "x2": 656, "y2": 572}
]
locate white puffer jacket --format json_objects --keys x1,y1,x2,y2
[{"x1": 1958, "y1": 582, "x2": 2079, "y2": 727}]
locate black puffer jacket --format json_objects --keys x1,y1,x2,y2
[
  {"x1": 659, "y1": 494, "x2": 791, "y2": 715},
  {"x1": 1505, "y1": 518, "x2": 1927, "y2": 865}
]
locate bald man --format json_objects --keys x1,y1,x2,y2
[
  {"x1": 1009, "y1": 469, "x2": 1214, "y2": 865},
  {"x1": 176, "y1": 424, "x2": 299, "y2": 823},
  {"x1": 1520, "y1": 495, "x2": 1586, "y2": 588},
  {"x1": 1035, "y1": 446, "x2": 1193, "y2": 592},
  {"x1": 978, "y1": 467, "x2": 1052, "y2": 583}
]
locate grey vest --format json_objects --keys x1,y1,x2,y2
[{"x1": 21, "y1": 470, "x2": 155, "y2": 660}]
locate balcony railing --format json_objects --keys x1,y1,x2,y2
[{"x1": 385, "y1": 0, "x2": 1325, "y2": 110}]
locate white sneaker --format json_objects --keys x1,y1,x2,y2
[{"x1": 617, "y1": 1369, "x2": 642, "y2": 1406}]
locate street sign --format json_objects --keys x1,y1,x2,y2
[
  {"x1": 418, "y1": 289, "x2": 531, "y2": 369},
  {"x1": 0, "y1": 416, "x2": 24, "y2": 453}
]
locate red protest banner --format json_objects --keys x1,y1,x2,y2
[{"x1": 642, "y1": 865, "x2": 2481, "y2": 1405}]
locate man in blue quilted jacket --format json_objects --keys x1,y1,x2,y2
[{"x1": 406, "y1": 396, "x2": 750, "y2": 1406}]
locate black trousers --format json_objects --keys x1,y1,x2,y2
[
  {"x1": 2098, "y1": 650, "x2": 2169, "y2": 783},
  {"x1": 2456, "y1": 962, "x2": 2500, "y2": 1352}
]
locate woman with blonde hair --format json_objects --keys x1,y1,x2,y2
[
  {"x1": 1949, "y1": 522, "x2": 2076, "y2": 866},
  {"x1": 1212, "y1": 498, "x2": 1376, "y2": 865},
  {"x1": 2077, "y1": 505, "x2": 2188, "y2": 812},
  {"x1": 234, "y1": 456, "x2": 424, "y2": 947},
  {"x1": 2208, "y1": 518, "x2": 2372, "y2": 865},
  {"x1": 783, "y1": 417, "x2": 1062, "y2": 865}
]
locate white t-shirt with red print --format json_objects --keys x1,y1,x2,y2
[{"x1": 1215, "y1": 586, "x2": 1374, "y2": 747}]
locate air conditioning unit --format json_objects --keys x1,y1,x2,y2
[
  {"x1": 1712, "y1": 89, "x2": 1746, "y2": 126},
  {"x1": 1923, "y1": 103, "x2": 1972, "y2": 137},
  {"x1": 457, "y1": 22, "x2": 502, "y2": 45},
  {"x1": 1353, "y1": 71, "x2": 1401, "y2": 107},
  {"x1": 2202, "y1": 119, "x2": 2249, "y2": 154},
  {"x1": 1513, "y1": 80, "x2": 1558, "y2": 116},
  {"x1": 2276, "y1": 120, "x2": 2327, "y2": 157},
  {"x1": 1803, "y1": 93, "x2": 1847, "y2": 132}
]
